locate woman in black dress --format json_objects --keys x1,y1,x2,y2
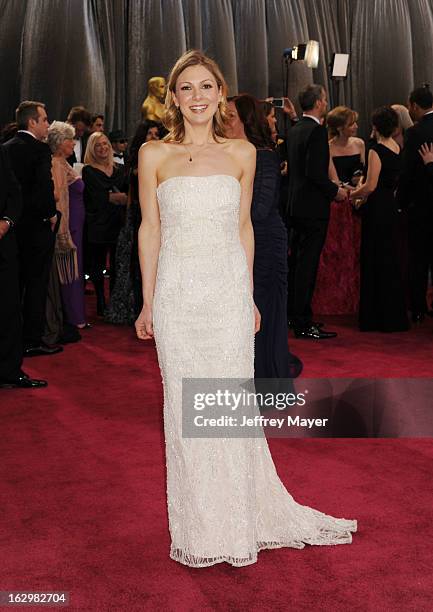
[
  {"x1": 327, "y1": 106, "x2": 365, "y2": 185},
  {"x1": 105, "y1": 121, "x2": 160, "y2": 324},
  {"x1": 82, "y1": 132, "x2": 128, "y2": 315},
  {"x1": 350, "y1": 106, "x2": 409, "y2": 332},
  {"x1": 227, "y1": 94, "x2": 302, "y2": 381}
]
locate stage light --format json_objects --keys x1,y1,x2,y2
[
  {"x1": 282, "y1": 41, "x2": 320, "y2": 68},
  {"x1": 304, "y1": 41, "x2": 320, "y2": 69}
]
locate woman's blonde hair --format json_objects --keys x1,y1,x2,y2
[
  {"x1": 327, "y1": 106, "x2": 358, "y2": 138},
  {"x1": 391, "y1": 104, "x2": 414, "y2": 132},
  {"x1": 163, "y1": 49, "x2": 229, "y2": 142},
  {"x1": 84, "y1": 132, "x2": 113, "y2": 167}
]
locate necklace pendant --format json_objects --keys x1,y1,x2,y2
[{"x1": 188, "y1": 155, "x2": 192, "y2": 162}]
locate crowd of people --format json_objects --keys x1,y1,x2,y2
[{"x1": 1, "y1": 78, "x2": 433, "y2": 389}]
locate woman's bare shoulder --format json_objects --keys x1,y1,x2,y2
[
  {"x1": 139, "y1": 139, "x2": 168, "y2": 159},
  {"x1": 352, "y1": 137, "x2": 365, "y2": 149},
  {"x1": 224, "y1": 137, "x2": 256, "y2": 158}
]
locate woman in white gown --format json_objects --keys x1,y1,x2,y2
[{"x1": 135, "y1": 50, "x2": 357, "y2": 568}]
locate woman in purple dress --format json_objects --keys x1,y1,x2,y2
[
  {"x1": 48, "y1": 121, "x2": 86, "y2": 329},
  {"x1": 65, "y1": 175, "x2": 86, "y2": 327}
]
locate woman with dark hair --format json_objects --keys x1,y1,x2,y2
[
  {"x1": 261, "y1": 101, "x2": 278, "y2": 142},
  {"x1": 227, "y1": 94, "x2": 302, "y2": 381},
  {"x1": 350, "y1": 106, "x2": 409, "y2": 332},
  {"x1": 260, "y1": 98, "x2": 297, "y2": 222},
  {"x1": 105, "y1": 121, "x2": 160, "y2": 324}
]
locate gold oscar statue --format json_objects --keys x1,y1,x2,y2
[{"x1": 141, "y1": 76, "x2": 166, "y2": 122}]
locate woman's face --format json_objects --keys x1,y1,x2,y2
[
  {"x1": 94, "y1": 135, "x2": 111, "y2": 162},
  {"x1": 146, "y1": 127, "x2": 160, "y2": 142},
  {"x1": 267, "y1": 107, "x2": 277, "y2": 130},
  {"x1": 59, "y1": 137, "x2": 75, "y2": 158},
  {"x1": 226, "y1": 101, "x2": 245, "y2": 139},
  {"x1": 266, "y1": 108, "x2": 278, "y2": 141},
  {"x1": 173, "y1": 64, "x2": 221, "y2": 127},
  {"x1": 342, "y1": 117, "x2": 358, "y2": 138}
]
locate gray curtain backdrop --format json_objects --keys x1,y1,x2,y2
[{"x1": 1, "y1": 0, "x2": 433, "y2": 138}]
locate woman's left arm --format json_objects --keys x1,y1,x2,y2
[
  {"x1": 236, "y1": 140, "x2": 260, "y2": 332},
  {"x1": 237, "y1": 140, "x2": 256, "y2": 289},
  {"x1": 358, "y1": 138, "x2": 366, "y2": 166}
]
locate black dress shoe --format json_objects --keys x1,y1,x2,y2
[
  {"x1": 58, "y1": 324, "x2": 81, "y2": 344},
  {"x1": 294, "y1": 324, "x2": 337, "y2": 339},
  {"x1": 0, "y1": 372, "x2": 48, "y2": 388},
  {"x1": 288, "y1": 319, "x2": 324, "y2": 329},
  {"x1": 411, "y1": 312, "x2": 425, "y2": 324},
  {"x1": 23, "y1": 344, "x2": 63, "y2": 357}
]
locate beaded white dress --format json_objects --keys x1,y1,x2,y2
[{"x1": 153, "y1": 175, "x2": 356, "y2": 567}]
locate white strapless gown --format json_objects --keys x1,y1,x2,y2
[{"x1": 153, "y1": 175, "x2": 356, "y2": 567}]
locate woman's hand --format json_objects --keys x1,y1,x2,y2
[
  {"x1": 352, "y1": 197, "x2": 366, "y2": 210},
  {"x1": 109, "y1": 192, "x2": 128, "y2": 205},
  {"x1": 283, "y1": 97, "x2": 297, "y2": 120},
  {"x1": 348, "y1": 185, "x2": 366, "y2": 208},
  {"x1": 253, "y1": 302, "x2": 261, "y2": 333},
  {"x1": 135, "y1": 305, "x2": 154, "y2": 339},
  {"x1": 418, "y1": 142, "x2": 433, "y2": 165}
]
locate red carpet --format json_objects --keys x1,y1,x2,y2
[
  {"x1": 291, "y1": 314, "x2": 433, "y2": 378},
  {"x1": 1, "y1": 310, "x2": 433, "y2": 611}
]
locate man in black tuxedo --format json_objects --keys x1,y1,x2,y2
[
  {"x1": 287, "y1": 84, "x2": 347, "y2": 339},
  {"x1": 3, "y1": 100, "x2": 62, "y2": 357},
  {"x1": 397, "y1": 85, "x2": 433, "y2": 323},
  {"x1": 0, "y1": 146, "x2": 47, "y2": 387},
  {"x1": 66, "y1": 105, "x2": 91, "y2": 166}
]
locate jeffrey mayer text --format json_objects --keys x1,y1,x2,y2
[
  {"x1": 194, "y1": 415, "x2": 328, "y2": 429},
  {"x1": 240, "y1": 415, "x2": 328, "y2": 429}
]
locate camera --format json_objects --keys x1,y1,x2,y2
[{"x1": 272, "y1": 98, "x2": 284, "y2": 108}]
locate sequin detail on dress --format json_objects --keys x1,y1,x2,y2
[{"x1": 153, "y1": 175, "x2": 356, "y2": 568}]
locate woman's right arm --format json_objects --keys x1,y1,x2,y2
[
  {"x1": 135, "y1": 142, "x2": 161, "y2": 339},
  {"x1": 51, "y1": 160, "x2": 62, "y2": 203},
  {"x1": 328, "y1": 155, "x2": 339, "y2": 185},
  {"x1": 350, "y1": 148, "x2": 381, "y2": 200}
]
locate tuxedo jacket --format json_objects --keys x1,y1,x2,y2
[
  {"x1": 286, "y1": 116, "x2": 338, "y2": 219},
  {"x1": 0, "y1": 145, "x2": 22, "y2": 225},
  {"x1": 425, "y1": 161, "x2": 433, "y2": 183},
  {"x1": 3, "y1": 132, "x2": 56, "y2": 225},
  {"x1": 397, "y1": 112, "x2": 433, "y2": 214},
  {"x1": 67, "y1": 132, "x2": 89, "y2": 166}
]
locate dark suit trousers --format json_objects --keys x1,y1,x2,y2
[
  {"x1": 0, "y1": 231, "x2": 23, "y2": 378},
  {"x1": 89, "y1": 242, "x2": 117, "y2": 297},
  {"x1": 16, "y1": 222, "x2": 55, "y2": 346},
  {"x1": 408, "y1": 209, "x2": 433, "y2": 313},
  {"x1": 288, "y1": 216, "x2": 329, "y2": 328}
]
